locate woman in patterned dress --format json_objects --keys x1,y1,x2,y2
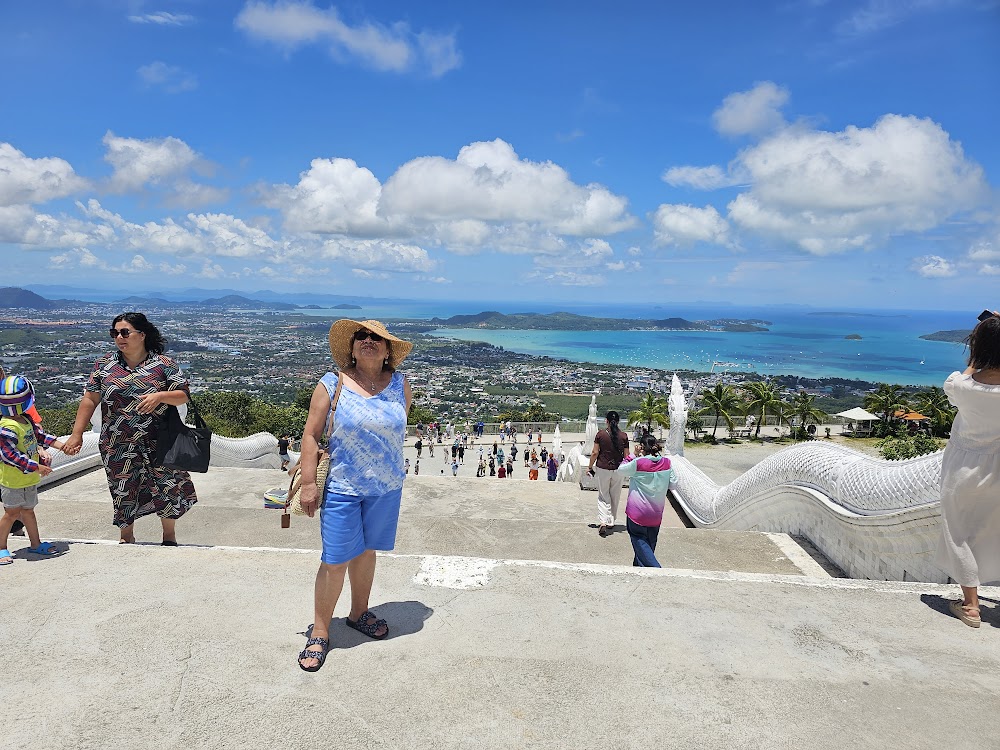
[
  {"x1": 296, "y1": 319, "x2": 412, "y2": 672},
  {"x1": 63, "y1": 313, "x2": 197, "y2": 545}
]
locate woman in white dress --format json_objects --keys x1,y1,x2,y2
[{"x1": 936, "y1": 312, "x2": 1000, "y2": 628}]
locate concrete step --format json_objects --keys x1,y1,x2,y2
[{"x1": 39, "y1": 467, "x2": 818, "y2": 576}]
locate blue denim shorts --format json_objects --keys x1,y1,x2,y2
[{"x1": 319, "y1": 487, "x2": 402, "y2": 565}]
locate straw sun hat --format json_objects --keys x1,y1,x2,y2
[{"x1": 328, "y1": 319, "x2": 413, "y2": 371}]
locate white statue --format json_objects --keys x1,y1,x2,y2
[
  {"x1": 560, "y1": 395, "x2": 600, "y2": 484},
  {"x1": 666, "y1": 373, "x2": 688, "y2": 456}
]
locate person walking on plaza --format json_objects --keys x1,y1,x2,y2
[
  {"x1": 528, "y1": 456, "x2": 540, "y2": 480},
  {"x1": 457, "y1": 444, "x2": 465, "y2": 464},
  {"x1": 546, "y1": 454, "x2": 558, "y2": 481},
  {"x1": 63, "y1": 313, "x2": 197, "y2": 546},
  {"x1": 278, "y1": 433, "x2": 292, "y2": 471},
  {"x1": 414, "y1": 437, "x2": 422, "y2": 458},
  {"x1": 618, "y1": 434, "x2": 676, "y2": 567},
  {"x1": 451, "y1": 459, "x2": 459, "y2": 476},
  {"x1": 936, "y1": 312, "x2": 1000, "y2": 628},
  {"x1": 488, "y1": 456, "x2": 496, "y2": 476},
  {"x1": 295, "y1": 319, "x2": 413, "y2": 672},
  {"x1": 506, "y1": 458, "x2": 514, "y2": 478},
  {"x1": 497, "y1": 462, "x2": 506, "y2": 478},
  {"x1": 0, "y1": 376, "x2": 68, "y2": 564},
  {"x1": 587, "y1": 411, "x2": 630, "y2": 538}
]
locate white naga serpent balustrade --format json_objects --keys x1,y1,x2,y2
[
  {"x1": 670, "y1": 444, "x2": 948, "y2": 583},
  {"x1": 39, "y1": 431, "x2": 288, "y2": 490}
]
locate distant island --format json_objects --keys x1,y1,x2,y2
[
  {"x1": 920, "y1": 330, "x2": 969, "y2": 343},
  {"x1": 333, "y1": 303, "x2": 363, "y2": 309},
  {"x1": 0, "y1": 287, "x2": 298, "y2": 312},
  {"x1": 418, "y1": 310, "x2": 770, "y2": 332},
  {"x1": 0, "y1": 287, "x2": 74, "y2": 310},
  {"x1": 844, "y1": 334, "x2": 863, "y2": 340}
]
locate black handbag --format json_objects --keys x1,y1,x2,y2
[{"x1": 154, "y1": 400, "x2": 212, "y2": 473}]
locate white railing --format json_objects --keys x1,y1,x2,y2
[{"x1": 670, "y1": 442, "x2": 948, "y2": 583}]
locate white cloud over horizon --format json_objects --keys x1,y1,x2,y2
[
  {"x1": 651, "y1": 204, "x2": 731, "y2": 247},
  {"x1": 0, "y1": 143, "x2": 89, "y2": 207},
  {"x1": 912, "y1": 254, "x2": 958, "y2": 278},
  {"x1": 712, "y1": 81, "x2": 790, "y2": 137},
  {"x1": 234, "y1": 1, "x2": 461, "y2": 78},
  {"x1": 664, "y1": 94, "x2": 990, "y2": 256},
  {"x1": 102, "y1": 132, "x2": 228, "y2": 207}
]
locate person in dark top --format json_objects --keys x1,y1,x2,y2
[
  {"x1": 587, "y1": 410, "x2": 630, "y2": 537},
  {"x1": 278, "y1": 434, "x2": 291, "y2": 471}
]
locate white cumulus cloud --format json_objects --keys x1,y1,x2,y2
[
  {"x1": 380, "y1": 139, "x2": 635, "y2": 237},
  {"x1": 0, "y1": 143, "x2": 88, "y2": 206},
  {"x1": 913, "y1": 255, "x2": 957, "y2": 278},
  {"x1": 651, "y1": 204, "x2": 730, "y2": 247},
  {"x1": 235, "y1": 1, "x2": 461, "y2": 77},
  {"x1": 102, "y1": 132, "x2": 226, "y2": 207},
  {"x1": 712, "y1": 81, "x2": 789, "y2": 137},
  {"x1": 724, "y1": 113, "x2": 988, "y2": 255},
  {"x1": 266, "y1": 139, "x2": 635, "y2": 257},
  {"x1": 266, "y1": 157, "x2": 385, "y2": 234}
]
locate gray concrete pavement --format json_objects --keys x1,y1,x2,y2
[
  {"x1": 38, "y1": 467, "x2": 803, "y2": 574},
  {"x1": 10, "y1": 465, "x2": 998, "y2": 749},
  {"x1": 2, "y1": 540, "x2": 998, "y2": 750}
]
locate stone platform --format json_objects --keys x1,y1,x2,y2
[{"x1": 3, "y1": 467, "x2": 999, "y2": 749}]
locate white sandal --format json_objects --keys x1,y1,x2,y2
[{"x1": 948, "y1": 600, "x2": 981, "y2": 628}]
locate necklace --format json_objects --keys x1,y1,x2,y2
[{"x1": 353, "y1": 368, "x2": 381, "y2": 392}]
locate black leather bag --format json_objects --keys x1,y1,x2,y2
[{"x1": 154, "y1": 400, "x2": 212, "y2": 473}]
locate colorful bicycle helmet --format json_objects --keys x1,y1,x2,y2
[{"x1": 0, "y1": 375, "x2": 35, "y2": 416}]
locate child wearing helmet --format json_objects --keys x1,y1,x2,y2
[{"x1": 0, "y1": 375, "x2": 68, "y2": 564}]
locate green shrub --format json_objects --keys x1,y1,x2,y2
[{"x1": 877, "y1": 433, "x2": 943, "y2": 461}]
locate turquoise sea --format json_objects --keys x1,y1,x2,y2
[{"x1": 298, "y1": 302, "x2": 975, "y2": 386}]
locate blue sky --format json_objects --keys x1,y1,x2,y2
[{"x1": 1, "y1": 0, "x2": 998, "y2": 308}]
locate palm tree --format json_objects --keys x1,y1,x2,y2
[
  {"x1": 913, "y1": 386, "x2": 955, "y2": 437},
  {"x1": 627, "y1": 391, "x2": 670, "y2": 436},
  {"x1": 864, "y1": 383, "x2": 909, "y2": 435},
  {"x1": 741, "y1": 379, "x2": 784, "y2": 440},
  {"x1": 695, "y1": 383, "x2": 743, "y2": 438},
  {"x1": 789, "y1": 392, "x2": 828, "y2": 438}
]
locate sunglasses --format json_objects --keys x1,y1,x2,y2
[
  {"x1": 354, "y1": 330, "x2": 384, "y2": 342},
  {"x1": 109, "y1": 328, "x2": 140, "y2": 339}
]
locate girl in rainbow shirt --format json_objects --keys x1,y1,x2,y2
[{"x1": 617, "y1": 434, "x2": 676, "y2": 568}]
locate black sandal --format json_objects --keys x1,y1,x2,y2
[
  {"x1": 346, "y1": 610, "x2": 389, "y2": 640},
  {"x1": 298, "y1": 636, "x2": 330, "y2": 672}
]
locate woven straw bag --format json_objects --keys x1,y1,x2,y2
[{"x1": 284, "y1": 374, "x2": 343, "y2": 522}]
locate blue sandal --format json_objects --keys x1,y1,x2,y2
[
  {"x1": 298, "y1": 636, "x2": 330, "y2": 672},
  {"x1": 26, "y1": 542, "x2": 59, "y2": 555},
  {"x1": 0, "y1": 549, "x2": 12, "y2": 565},
  {"x1": 346, "y1": 610, "x2": 389, "y2": 640}
]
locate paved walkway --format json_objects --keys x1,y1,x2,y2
[{"x1": 5, "y1": 467, "x2": 998, "y2": 749}]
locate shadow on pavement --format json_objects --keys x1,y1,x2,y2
[{"x1": 303, "y1": 600, "x2": 435, "y2": 648}]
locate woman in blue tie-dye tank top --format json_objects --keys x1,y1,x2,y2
[{"x1": 295, "y1": 319, "x2": 413, "y2": 672}]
